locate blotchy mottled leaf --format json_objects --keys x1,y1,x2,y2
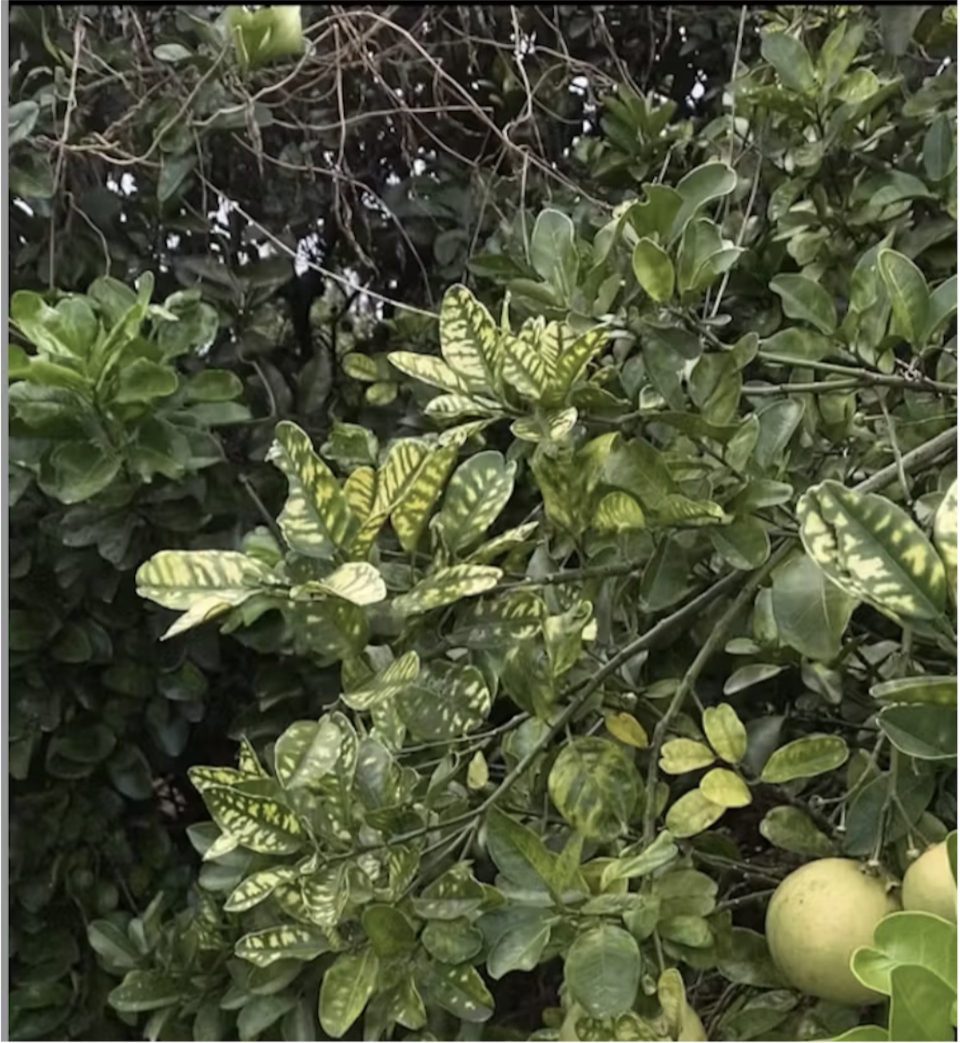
[
  {"x1": 235, "y1": 924, "x2": 331, "y2": 967},
  {"x1": 934, "y1": 479, "x2": 957, "y2": 602},
  {"x1": 268, "y1": 421, "x2": 358, "y2": 559},
  {"x1": 291, "y1": 562, "x2": 387, "y2": 606},
  {"x1": 433, "y1": 451, "x2": 516, "y2": 554},
  {"x1": 702, "y1": 704, "x2": 747, "y2": 765},
  {"x1": 878, "y1": 249, "x2": 929, "y2": 350},
  {"x1": 664, "y1": 790, "x2": 726, "y2": 838},
  {"x1": 440, "y1": 284, "x2": 499, "y2": 391},
  {"x1": 390, "y1": 444, "x2": 457, "y2": 553},
  {"x1": 198, "y1": 785, "x2": 303, "y2": 853},
  {"x1": 388, "y1": 351, "x2": 471, "y2": 393},
  {"x1": 798, "y1": 481, "x2": 947, "y2": 623},
  {"x1": 770, "y1": 274, "x2": 837, "y2": 335},
  {"x1": 392, "y1": 564, "x2": 502, "y2": 616},
  {"x1": 548, "y1": 738, "x2": 640, "y2": 840},
  {"x1": 319, "y1": 948, "x2": 379, "y2": 1038},
  {"x1": 760, "y1": 734, "x2": 848, "y2": 783},
  {"x1": 760, "y1": 806, "x2": 836, "y2": 857}
]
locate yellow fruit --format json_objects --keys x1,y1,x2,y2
[
  {"x1": 902, "y1": 842, "x2": 957, "y2": 922},
  {"x1": 765, "y1": 858, "x2": 899, "y2": 1005},
  {"x1": 678, "y1": 1002, "x2": 707, "y2": 1041}
]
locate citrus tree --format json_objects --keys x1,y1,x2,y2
[{"x1": 8, "y1": 4, "x2": 957, "y2": 1041}]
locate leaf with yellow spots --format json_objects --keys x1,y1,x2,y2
[
  {"x1": 349, "y1": 438, "x2": 431, "y2": 555},
  {"x1": 343, "y1": 466, "x2": 376, "y2": 523},
  {"x1": 934, "y1": 479, "x2": 957, "y2": 603},
  {"x1": 225, "y1": 866, "x2": 298, "y2": 912},
  {"x1": 188, "y1": 764, "x2": 254, "y2": 792},
  {"x1": 235, "y1": 924, "x2": 332, "y2": 967},
  {"x1": 289, "y1": 561, "x2": 387, "y2": 606},
  {"x1": 510, "y1": 406, "x2": 579, "y2": 444},
  {"x1": 199, "y1": 784, "x2": 304, "y2": 854},
  {"x1": 432, "y1": 451, "x2": 517, "y2": 555},
  {"x1": 502, "y1": 333, "x2": 551, "y2": 402},
  {"x1": 593, "y1": 491, "x2": 647, "y2": 534},
  {"x1": 274, "y1": 717, "x2": 345, "y2": 789},
  {"x1": 439, "y1": 284, "x2": 501, "y2": 392},
  {"x1": 399, "y1": 662, "x2": 492, "y2": 740},
  {"x1": 547, "y1": 326, "x2": 610, "y2": 407},
  {"x1": 136, "y1": 550, "x2": 272, "y2": 639},
  {"x1": 319, "y1": 946, "x2": 380, "y2": 1038},
  {"x1": 268, "y1": 421, "x2": 359, "y2": 560},
  {"x1": 392, "y1": 564, "x2": 502, "y2": 617},
  {"x1": 798, "y1": 480, "x2": 947, "y2": 624},
  {"x1": 391, "y1": 443, "x2": 458, "y2": 553},
  {"x1": 548, "y1": 737, "x2": 640, "y2": 841},
  {"x1": 341, "y1": 650, "x2": 420, "y2": 712},
  {"x1": 445, "y1": 589, "x2": 544, "y2": 647},
  {"x1": 422, "y1": 961, "x2": 495, "y2": 1023},
  {"x1": 237, "y1": 737, "x2": 268, "y2": 777},
  {"x1": 387, "y1": 351, "x2": 473, "y2": 394}
]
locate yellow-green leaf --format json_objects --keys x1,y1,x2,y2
[
  {"x1": 664, "y1": 790, "x2": 726, "y2": 838},
  {"x1": 388, "y1": 351, "x2": 471, "y2": 393},
  {"x1": 392, "y1": 564, "x2": 502, "y2": 617},
  {"x1": 433, "y1": 451, "x2": 516, "y2": 554},
  {"x1": 440, "y1": 285, "x2": 499, "y2": 391},
  {"x1": 798, "y1": 480, "x2": 947, "y2": 623},
  {"x1": 934, "y1": 479, "x2": 957, "y2": 602},
  {"x1": 633, "y1": 237, "x2": 675, "y2": 302},
  {"x1": 467, "y1": 751, "x2": 489, "y2": 790},
  {"x1": 604, "y1": 712, "x2": 649, "y2": 749},
  {"x1": 225, "y1": 867, "x2": 298, "y2": 912},
  {"x1": 760, "y1": 734, "x2": 848, "y2": 783},
  {"x1": 699, "y1": 768, "x2": 751, "y2": 808},
  {"x1": 511, "y1": 407, "x2": 579, "y2": 443},
  {"x1": 593, "y1": 491, "x2": 646, "y2": 534},
  {"x1": 319, "y1": 948, "x2": 379, "y2": 1038},
  {"x1": 268, "y1": 421, "x2": 358, "y2": 559},
  {"x1": 342, "y1": 651, "x2": 421, "y2": 712},
  {"x1": 548, "y1": 737, "x2": 640, "y2": 840},
  {"x1": 502, "y1": 333, "x2": 550, "y2": 402},
  {"x1": 343, "y1": 466, "x2": 376, "y2": 522},
  {"x1": 702, "y1": 703, "x2": 747, "y2": 764},
  {"x1": 391, "y1": 445, "x2": 458, "y2": 553},
  {"x1": 291, "y1": 562, "x2": 386, "y2": 606},
  {"x1": 870, "y1": 675, "x2": 957, "y2": 706},
  {"x1": 659, "y1": 739, "x2": 715, "y2": 774},
  {"x1": 424, "y1": 393, "x2": 501, "y2": 422}
]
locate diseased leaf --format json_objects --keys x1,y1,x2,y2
[
  {"x1": 392, "y1": 564, "x2": 502, "y2": 616},
  {"x1": 760, "y1": 734, "x2": 849, "y2": 783},
  {"x1": 319, "y1": 948, "x2": 378, "y2": 1038},
  {"x1": 548, "y1": 738, "x2": 640, "y2": 840}
]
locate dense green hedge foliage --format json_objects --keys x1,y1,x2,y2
[{"x1": 8, "y1": 4, "x2": 957, "y2": 1041}]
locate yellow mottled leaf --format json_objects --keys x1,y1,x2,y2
[{"x1": 605, "y1": 712, "x2": 649, "y2": 749}]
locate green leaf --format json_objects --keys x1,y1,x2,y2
[
  {"x1": 761, "y1": 32, "x2": 817, "y2": 93},
  {"x1": 878, "y1": 249, "x2": 930, "y2": 350},
  {"x1": 888, "y1": 964, "x2": 955, "y2": 1043},
  {"x1": 759, "y1": 806, "x2": 835, "y2": 857},
  {"x1": 422, "y1": 963, "x2": 493, "y2": 1023},
  {"x1": 548, "y1": 737, "x2": 640, "y2": 840},
  {"x1": 565, "y1": 925, "x2": 640, "y2": 1019},
  {"x1": 770, "y1": 274, "x2": 837, "y2": 334},
  {"x1": 157, "y1": 153, "x2": 196, "y2": 203},
  {"x1": 760, "y1": 734, "x2": 848, "y2": 783},
  {"x1": 198, "y1": 785, "x2": 303, "y2": 853},
  {"x1": 136, "y1": 550, "x2": 271, "y2": 639},
  {"x1": 700, "y1": 768, "x2": 751, "y2": 808},
  {"x1": 399, "y1": 662, "x2": 491, "y2": 740},
  {"x1": 772, "y1": 553, "x2": 857, "y2": 661},
  {"x1": 185, "y1": 369, "x2": 244, "y2": 402},
  {"x1": 433, "y1": 451, "x2": 516, "y2": 554},
  {"x1": 421, "y1": 920, "x2": 484, "y2": 965},
  {"x1": 392, "y1": 564, "x2": 502, "y2": 616},
  {"x1": 487, "y1": 914, "x2": 554, "y2": 980},
  {"x1": 530, "y1": 208, "x2": 579, "y2": 297},
  {"x1": 754, "y1": 399, "x2": 804, "y2": 470},
  {"x1": 268, "y1": 421, "x2": 358, "y2": 560},
  {"x1": 878, "y1": 704, "x2": 957, "y2": 760},
  {"x1": 486, "y1": 807, "x2": 562, "y2": 896},
  {"x1": 318, "y1": 947, "x2": 379, "y2": 1038},
  {"x1": 670, "y1": 162, "x2": 738, "y2": 238},
  {"x1": 870, "y1": 675, "x2": 957, "y2": 706},
  {"x1": 388, "y1": 351, "x2": 471, "y2": 394},
  {"x1": 108, "y1": 971, "x2": 181, "y2": 1013},
  {"x1": 665, "y1": 790, "x2": 726, "y2": 838},
  {"x1": 600, "y1": 832, "x2": 679, "y2": 890},
  {"x1": 9, "y1": 99, "x2": 39, "y2": 145},
  {"x1": 632, "y1": 238, "x2": 675, "y2": 302},
  {"x1": 235, "y1": 925, "x2": 331, "y2": 967},
  {"x1": 797, "y1": 481, "x2": 947, "y2": 624},
  {"x1": 851, "y1": 911, "x2": 956, "y2": 995},
  {"x1": 710, "y1": 518, "x2": 771, "y2": 571},
  {"x1": 361, "y1": 905, "x2": 418, "y2": 958},
  {"x1": 593, "y1": 491, "x2": 646, "y2": 534},
  {"x1": 225, "y1": 867, "x2": 298, "y2": 912},
  {"x1": 702, "y1": 704, "x2": 747, "y2": 765},
  {"x1": 659, "y1": 739, "x2": 715, "y2": 774},
  {"x1": 45, "y1": 443, "x2": 121, "y2": 505},
  {"x1": 923, "y1": 113, "x2": 956, "y2": 181},
  {"x1": 878, "y1": 4, "x2": 927, "y2": 55}
]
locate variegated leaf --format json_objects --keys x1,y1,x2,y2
[
  {"x1": 934, "y1": 479, "x2": 957, "y2": 602},
  {"x1": 342, "y1": 651, "x2": 421, "y2": 712},
  {"x1": 440, "y1": 284, "x2": 500, "y2": 391},
  {"x1": 511, "y1": 407, "x2": 579, "y2": 443},
  {"x1": 467, "y1": 521, "x2": 540, "y2": 564},
  {"x1": 391, "y1": 445, "x2": 458, "y2": 552},
  {"x1": 392, "y1": 564, "x2": 502, "y2": 616},
  {"x1": 319, "y1": 947, "x2": 380, "y2": 1038},
  {"x1": 199, "y1": 785, "x2": 303, "y2": 853},
  {"x1": 664, "y1": 790, "x2": 726, "y2": 838},
  {"x1": 343, "y1": 466, "x2": 376, "y2": 522},
  {"x1": 290, "y1": 562, "x2": 387, "y2": 606},
  {"x1": 237, "y1": 737, "x2": 268, "y2": 777},
  {"x1": 351, "y1": 438, "x2": 430, "y2": 555},
  {"x1": 446, "y1": 590, "x2": 544, "y2": 647},
  {"x1": 437, "y1": 419, "x2": 495, "y2": 447},
  {"x1": 268, "y1": 421, "x2": 358, "y2": 559},
  {"x1": 548, "y1": 737, "x2": 640, "y2": 840},
  {"x1": 798, "y1": 480, "x2": 947, "y2": 623},
  {"x1": 274, "y1": 717, "x2": 345, "y2": 789},
  {"x1": 656, "y1": 494, "x2": 730, "y2": 527},
  {"x1": 516, "y1": 317, "x2": 563, "y2": 376},
  {"x1": 433, "y1": 451, "x2": 517, "y2": 554},
  {"x1": 235, "y1": 924, "x2": 332, "y2": 967},
  {"x1": 424, "y1": 393, "x2": 501, "y2": 422},
  {"x1": 593, "y1": 491, "x2": 646, "y2": 533},
  {"x1": 136, "y1": 550, "x2": 271, "y2": 610},
  {"x1": 399, "y1": 663, "x2": 492, "y2": 739},
  {"x1": 388, "y1": 351, "x2": 472, "y2": 393},
  {"x1": 502, "y1": 333, "x2": 550, "y2": 402},
  {"x1": 225, "y1": 867, "x2": 298, "y2": 912},
  {"x1": 547, "y1": 327, "x2": 609, "y2": 405},
  {"x1": 188, "y1": 765, "x2": 252, "y2": 792}
]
